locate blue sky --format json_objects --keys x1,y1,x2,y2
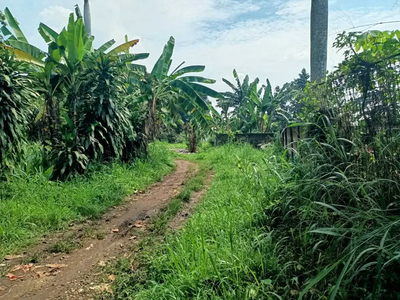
[{"x1": 2, "y1": 0, "x2": 400, "y2": 91}]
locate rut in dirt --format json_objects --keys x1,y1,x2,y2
[{"x1": 0, "y1": 159, "x2": 204, "y2": 300}]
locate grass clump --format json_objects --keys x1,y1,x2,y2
[
  {"x1": 48, "y1": 239, "x2": 82, "y2": 254},
  {"x1": 0, "y1": 143, "x2": 175, "y2": 259}
]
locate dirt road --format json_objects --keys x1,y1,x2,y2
[{"x1": 0, "y1": 159, "x2": 205, "y2": 300}]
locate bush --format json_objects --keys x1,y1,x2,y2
[
  {"x1": 0, "y1": 49, "x2": 38, "y2": 174},
  {"x1": 263, "y1": 126, "x2": 400, "y2": 299}
]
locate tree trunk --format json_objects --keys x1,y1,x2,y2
[
  {"x1": 84, "y1": 0, "x2": 92, "y2": 37},
  {"x1": 310, "y1": 0, "x2": 328, "y2": 83},
  {"x1": 261, "y1": 117, "x2": 265, "y2": 132},
  {"x1": 46, "y1": 95, "x2": 58, "y2": 145},
  {"x1": 187, "y1": 124, "x2": 197, "y2": 153}
]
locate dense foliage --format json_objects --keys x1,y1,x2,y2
[
  {"x1": 1, "y1": 3, "x2": 400, "y2": 299},
  {"x1": 0, "y1": 6, "x2": 219, "y2": 178}
]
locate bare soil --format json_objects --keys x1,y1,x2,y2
[{"x1": 0, "y1": 159, "x2": 211, "y2": 300}]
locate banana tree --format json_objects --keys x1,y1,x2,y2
[
  {"x1": 2, "y1": 7, "x2": 147, "y2": 148},
  {"x1": 129, "y1": 36, "x2": 220, "y2": 149},
  {"x1": 250, "y1": 79, "x2": 288, "y2": 132},
  {"x1": 221, "y1": 70, "x2": 259, "y2": 113}
]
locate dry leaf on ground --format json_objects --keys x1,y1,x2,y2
[
  {"x1": 133, "y1": 221, "x2": 144, "y2": 228},
  {"x1": 45, "y1": 264, "x2": 67, "y2": 269},
  {"x1": 6, "y1": 273, "x2": 24, "y2": 281},
  {"x1": 0, "y1": 286, "x2": 5, "y2": 291},
  {"x1": 112, "y1": 228, "x2": 119, "y2": 233},
  {"x1": 4, "y1": 255, "x2": 24, "y2": 260},
  {"x1": 36, "y1": 271, "x2": 47, "y2": 278},
  {"x1": 108, "y1": 274, "x2": 116, "y2": 282},
  {"x1": 89, "y1": 283, "x2": 113, "y2": 294},
  {"x1": 98, "y1": 261, "x2": 106, "y2": 267},
  {"x1": 10, "y1": 264, "x2": 33, "y2": 273}
]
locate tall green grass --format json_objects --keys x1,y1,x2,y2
[
  {"x1": 0, "y1": 143, "x2": 175, "y2": 258},
  {"x1": 111, "y1": 134, "x2": 400, "y2": 300},
  {"x1": 262, "y1": 127, "x2": 400, "y2": 299},
  {"x1": 111, "y1": 144, "x2": 283, "y2": 299}
]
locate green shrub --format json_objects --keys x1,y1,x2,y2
[{"x1": 0, "y1": 49, "x2": 38, "y2": 173}]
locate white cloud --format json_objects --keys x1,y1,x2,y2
[
  {"x1": 39, "y1": 6, "x2": 73, "y2": 32},
  {"x1": 17, "y1": 0, "x2": 400, "y2": 95}
]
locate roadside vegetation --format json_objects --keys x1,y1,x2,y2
[
  {"x1": 1, "y1": 1, "x2": 400, "y2": 299},
  {"x1": 0, "y1": 143, "x2": 174, "y2": 258}
]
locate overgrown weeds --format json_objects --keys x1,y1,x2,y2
[
  {"x1": 262, "y1": 125, "x2": 400, "y2": 299},
  {"x1": 109, "y1": 137, "x2": 400, "y2": 299}
]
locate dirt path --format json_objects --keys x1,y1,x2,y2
[{"x1": 0, "y1": 159, "x2": 205, "y2": 300}]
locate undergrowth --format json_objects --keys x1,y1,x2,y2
[
  {"x1": 109, "y1": 137, "x2": 400, "y2": 300},
  {"x1": 0, "y1": 143, "x2": 175, "y2": 259}
]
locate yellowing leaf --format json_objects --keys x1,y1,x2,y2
[{"x1": 107, "y1": 39, "x2": 139, "y2": 57}]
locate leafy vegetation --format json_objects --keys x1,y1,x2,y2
[
  {"x1": 1, "y1": 2, "x2": 400, "y2": 299},
  {"x1": 0, "y1": 143, "x2": 174, "y2": 258}
]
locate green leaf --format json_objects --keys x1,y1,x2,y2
[
  {"x1": 299, "y1": 260, "x2": 342, "y2": 300},
  {"x1": 309, "y1": 228, "x2": 345, "y2": 237},
  {"x1": 128, "y1": 64, "x2": 147, "y2": 74},
  {"x1": 4, "y1": 7, "x2": 28, "y2": 43},
  {"x1": 179, "y1": 76, "x2": 216, "y2": 84},
  {"x1": 118, "y1": 53, "x2": 149, "y2": 62},
  {"x1": 74, "y1": 4, "x2": 82, "y2": 19},
  {"x1": 38, "y1": 23, "x2": 59, "y2": 43},
  {"x1": 171, "y1": 65, "x2": 205, "y2": 78},
  {"x1": 169, "y1": 79, "x2": 209, "y2": 111},
  {"x1": 97, "y1": 39, "x2": 116, "y2": 53},
  {"x1": 151, "y1": 36, "x2": 175, "y2": 79},
  {"x1": 67, "y1": 13, "x2": 77, "y2": 62},
  {"x1": 1, "y1": 25, "x2": 14, "y2": 39},
  {"x1": 188, "y1": 82, "x2": 221, "y2": 98},
  {"x1": 84, "y1": 35, "x2": 94, "y2": 54},
  {"x1": 74, "y1": 18, "x2": 85, "y2": 62},
  {"x1": 7, "y1": 40, "x2": 45, "y2": 59}
]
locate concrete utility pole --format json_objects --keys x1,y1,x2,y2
[
  {"x1": 310, "y1": 0, "x2": 328, "y2": 82},
  {"x1": 84, "y1": 0, "x2": 92, "y2": 36}
]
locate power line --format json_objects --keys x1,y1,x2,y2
[{"x1": 331, "y1": 20, "x2": 400, "y2": 36}]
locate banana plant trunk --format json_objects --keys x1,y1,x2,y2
[
  {"x1": 187, "y1": 123, "x2": 197, "y2": 153},
  {"x1": 310, "y1": 0, "x2": 328, "y2": 83},
  {"x1": 261, "y1": 118, "x2": 265, "y2": 132},
  {"x1": 84, "y1": 0, "x2": 92, "y2": 36},
  {"x1": 46, "y1": 95, "x2": 59, "y2": 145}
]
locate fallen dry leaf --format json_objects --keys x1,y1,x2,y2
[
  {"x1": 89, "y1": 283, "x2": 113, "y2": 294},
  {"x1": 4, "y1": 255, "x2": 24, "y2": 260},
  {"x1": 129, "y1": 235, "x2": 138, "y2": 240},
  {"x1": 133, "y1": 221, "x2": 144, "y2": 228},
  {"x1": 6, "y1": 273, "x2": 24, "y2": 281},
  {"x1": 0, "y1": 286, "x2": 5, "y2": 291},
  {"x1": 10, "y1": 264, "x2": 33, "y2": 273},
  {"x1": 112, "y1": 228, "x2": 119, "y2": 233},
  {"x1": 85, "y1": 244, "x2": 94, "y2": 250},
  {"x1": 46, "y1": 264, "x2": 67, "y2": 269},
  {"x1": 108, "y1": 274, "x2": 117, "y2": 282},
  {"x1": 98, "y1": 261, "x2": 106, "y2": 267},
  {"x1": 36, "y1": 271, "x2": 47, "y2": 278}
]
